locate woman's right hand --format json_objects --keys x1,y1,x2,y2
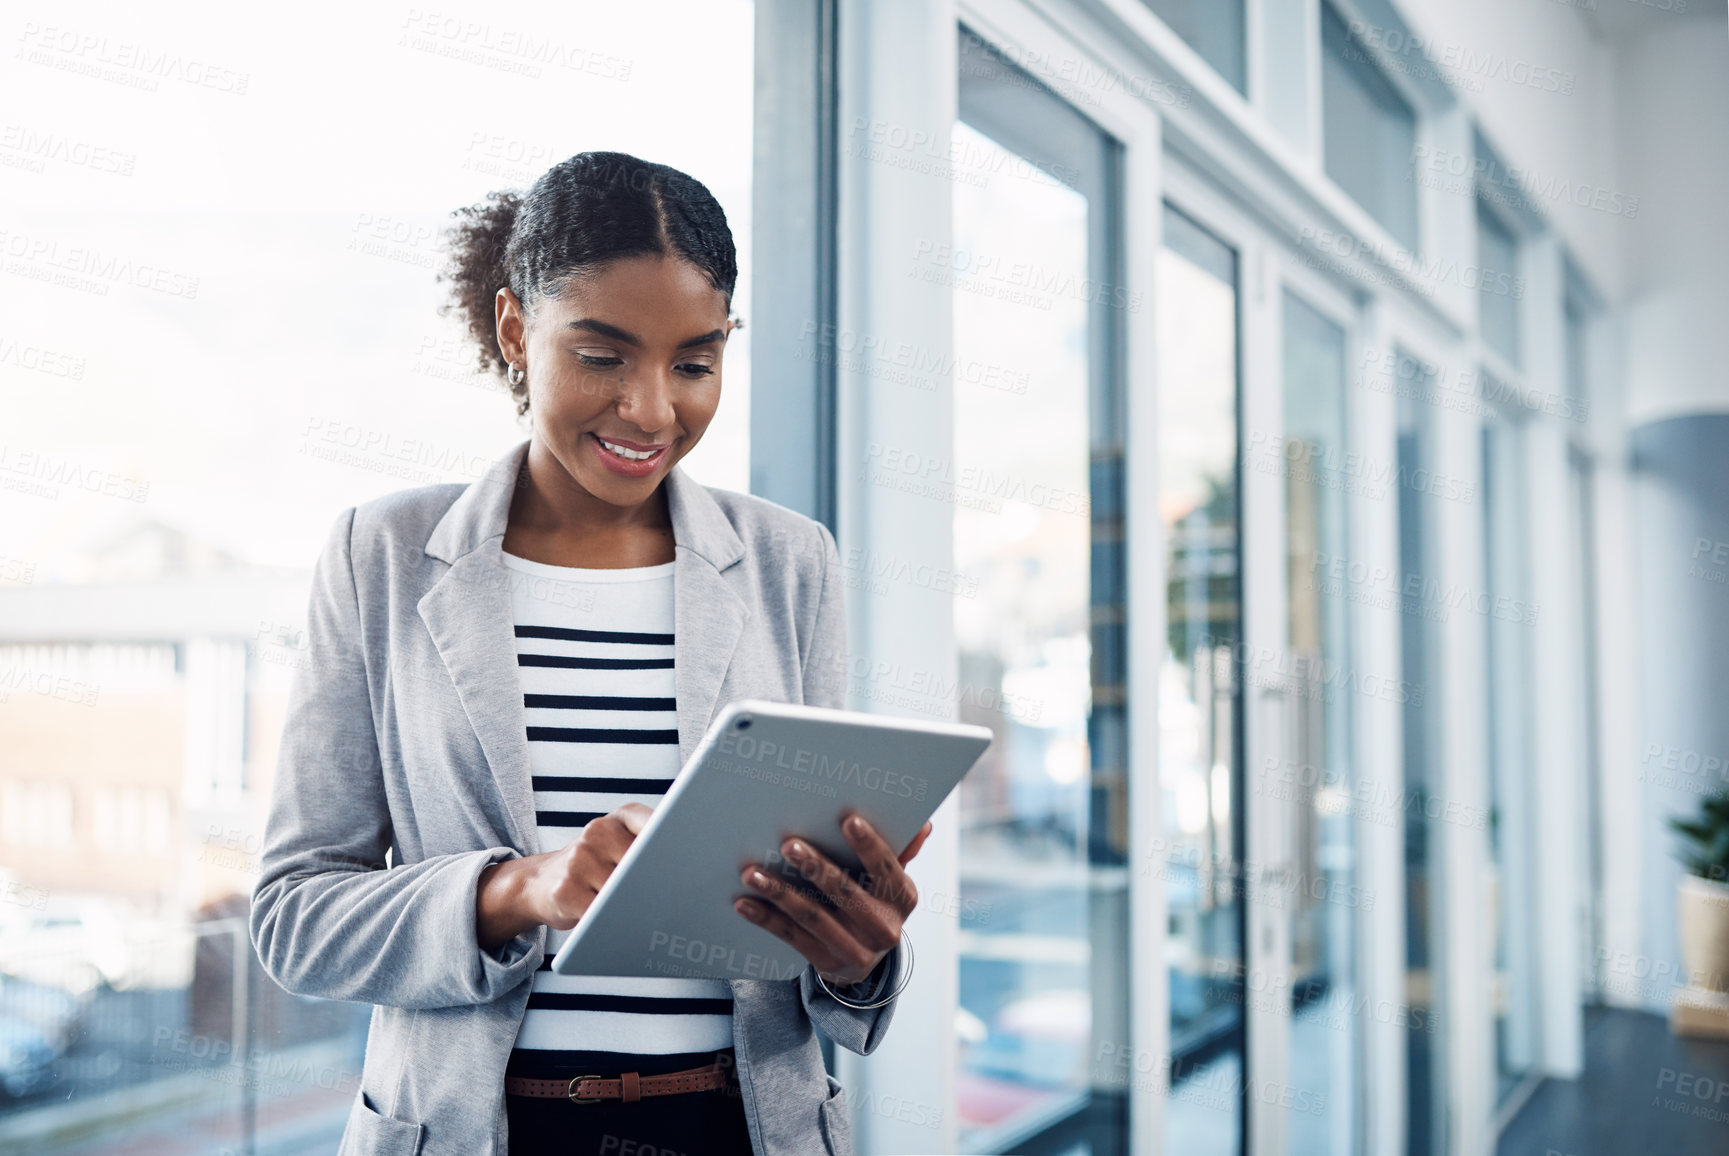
[
  {"x1": 475, "y1": 802, "x2": 653, "y2": 952},
  {"x1": 531, "y1": 802, "x2": 654, "y2": 930}
]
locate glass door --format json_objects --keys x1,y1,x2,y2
[
  {"x1": 1277, "y1": 288, "x2": 1361, "y2": 1156},
  {"x1": 950, "y1": 27, "x2": 1129, "y2": 1156},
  {"x1": 1393, "y1": 349, "x2": 1445, "y2": 1156},
  {"x1": 1481, "y1": 399, "x2": 1539, "y2": 1102},
  {"x1": 1160, "y1": 160, "x2": 1375, "y2": 1156},
  {"x1": 1155, "y1": 200, "x2": 1246, "y2": 1156}
]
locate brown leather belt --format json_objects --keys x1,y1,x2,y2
[{"x1": 504, "y1": 1058, "x2": 733, "y2": 1103}]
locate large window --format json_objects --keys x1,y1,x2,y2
[
  {"x1": 1481, "y1": 400, "x2": 1539, "y2": 1103},
  {"x1": 1395, "y1": 355, "x2": 1443, "y2": 1156},
  {"x1": 951, "y1": 28, "x2": 1129, "y2": 1154},
  {"x1": 0, "y1": 5, "x2": 755, "y2": 1152},
  {"x1": 1281, "y1": 290, "x2": 1360, "y2": 1155},
  {"x1": 1320, "y1": 1, "x2": 1419, "y2": 253},
  {"x1": 1140, "y1": 0, "x2": 1246, "y2": 94},
  {"x1": 1478, "y1": 201, "x2": 1521, "y2": 368},
  {"x1": 1156, "y1": 203, "x2": 1244, "y2": 1156}
]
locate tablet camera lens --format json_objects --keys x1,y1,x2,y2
[{"x1": 736, "y1": 717, "x2": 752, "y2": 730}]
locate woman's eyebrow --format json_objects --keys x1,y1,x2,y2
[
  {"x1": 567, "y1": 318, "x2": 725, "y2": 350},
  {"x1": 676, "y1": 328, "x2": 726, "y2": 349}
]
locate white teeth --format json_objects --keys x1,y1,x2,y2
[{"x1": 598, "y1": 438, "x2": 660, "y2": 461}]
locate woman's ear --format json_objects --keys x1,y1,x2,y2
[{"x1": 496, "y1": 287, "x2": 527, "y2": 364}]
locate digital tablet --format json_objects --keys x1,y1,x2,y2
[{"x1": 549, "y1": 699, "x2": 992, "y2": 980}]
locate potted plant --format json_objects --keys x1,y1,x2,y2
[{"x1": 1669, "y1": 791, "x2": 1729, "y2": 994}]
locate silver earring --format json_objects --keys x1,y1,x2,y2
[{"x1": 506, "y1": 361, "x2": 525, "y2": 386}]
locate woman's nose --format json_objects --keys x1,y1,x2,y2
[{"x1": 614, "y1": 372, "x2": 676, "y2": 431}]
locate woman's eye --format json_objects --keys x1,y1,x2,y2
[
  {"x1": 575, "y1": 354, "x2": 622, "y2": 369},
  {"x1": 678, "y1": 363, "x2": 715, "y2": 377}
]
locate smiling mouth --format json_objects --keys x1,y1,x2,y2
[{"x1": 594, "y1": 436, "x2": 669, "y2": 462}]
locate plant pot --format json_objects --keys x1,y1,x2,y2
[{"x1": 1678, "y1": 874, "x2": 1729, "y2": 993}]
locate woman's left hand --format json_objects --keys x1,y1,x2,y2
[{"x1": 734, "y1": 812, "x2": 933, "y2": 988}]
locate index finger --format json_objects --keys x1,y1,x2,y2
[{"x1": 611, "y1": 801, "x2": 654, "y2": 836}]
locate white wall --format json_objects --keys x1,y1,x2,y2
[
  {"x1": 1617, "y1": 19, "x2": 1729, "y2": 425},
  {"x1": 1393, "y1": 0, "x2": 1625, "y2": 298},
  {"x1": 1390, "y1": 0, "x2": 1729, "y2": 424}
]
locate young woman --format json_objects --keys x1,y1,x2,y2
[{"x1": 250, "y1": 151, "x2": 930, "y2": 1156}]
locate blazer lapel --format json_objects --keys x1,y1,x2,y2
[
  {"x1": 662, "y1": 464, "x2": 749, "y2": 766},
  {"x1": 416, "y1": 441, "x2": 539, "y2": 853},
  {"x1": 416, "y1": 438, "x2": 749, "y2": 855}
]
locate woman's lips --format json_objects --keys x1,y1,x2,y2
[{"x1": 588, "y1": 432, "x2": 670, "y2": 477}]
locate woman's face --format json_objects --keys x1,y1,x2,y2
[{"x1": 495, "y1": 253, "x2": 733, "y2": 511}]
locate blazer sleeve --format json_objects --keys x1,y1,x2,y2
[
  {"x1": 248, "y1": 506, "x2": 545, "y2": 1010},
  {"x1": 794, "y1": 519, "x2": 906, "y2": 1055}
]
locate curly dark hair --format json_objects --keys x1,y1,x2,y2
[{"x1": 438, "y1": 150, "x2": 739, "y2": 418}]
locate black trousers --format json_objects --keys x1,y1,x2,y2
[{"x1": 503, "y1": 1047, "x2": 756, "y2": 1156}]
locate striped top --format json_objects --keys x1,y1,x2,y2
[{"x1": 499, "y1": 548, "x2": 734, "y2": 1078}]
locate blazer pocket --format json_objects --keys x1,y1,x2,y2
[
  {"x1": 338, "y1": 1088, "x2": 426, "y2": 1156},
  {"x1": 817, "y1": 1073, "x2": 852, "y2": 1156}
]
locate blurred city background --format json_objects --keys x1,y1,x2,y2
[{"x1": 3, "y1": 1, "x2": 1727, "y2": 1154}]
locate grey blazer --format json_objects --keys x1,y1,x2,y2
[{"x1": 249, "y1": 436, "x2": 904, "y2": 1156}]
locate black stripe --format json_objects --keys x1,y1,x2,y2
[
  {"x1": 520, "y1": 654, "x2": 674, "y2": 670},
  {"x1": 534, "y1": 810, "x2": 607, "y2": 827},
  {"x1": 525, "y1": 993, "x2": 734, "y2": 1016},
  {"x1": 524, "y1": 694, "x2": 676, "y2": 711},
  {"x1": 527, "y1": 727, "x2": 679, "y2": 745},
  {"x1": 533, "y1": 775, "x2": 676, "y2": 795},
  {"x1": 516, "y1": 624, "x2": 674, "y2": 645},
  {"x1": 508, "y1": 1046, "x2": 735, "y2": 1076}
]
